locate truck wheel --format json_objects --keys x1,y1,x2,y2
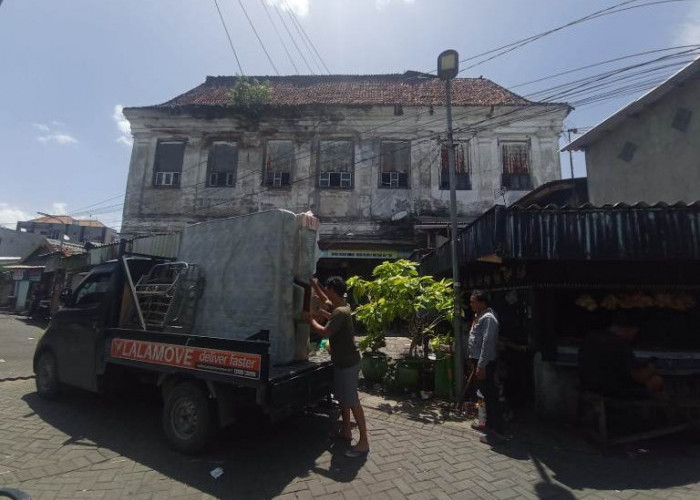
[
  {"x1": 162, "y1": 382, "x2": 212, "y2": 454},
  {"x1": 35, "y1": 351, "x2": 60, "y2": 399}
]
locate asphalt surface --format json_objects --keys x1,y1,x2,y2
[{"x1": 0, "y1": 314, "x2": 45, "y2": 380}]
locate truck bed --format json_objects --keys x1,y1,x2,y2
[{"x1": 104, "y1": 328, "x2": 332, "y2": 388}]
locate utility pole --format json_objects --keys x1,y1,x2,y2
[
  {"x1": 566, "y1": 128, "x2": 578, "y2": 179},
  {"x1": 438, "y1": 49, "x2": 463, "y2": 399}
]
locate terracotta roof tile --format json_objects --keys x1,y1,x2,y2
[{"x1": 154, "y1": 73, "x2": 533, "y2": 108}]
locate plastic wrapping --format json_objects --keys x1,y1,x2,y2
[{"x1": 177, "y1": 210, "x2": 319, "y2": 364}]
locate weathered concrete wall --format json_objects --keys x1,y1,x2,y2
[
  {"x1": 586, "y1": 79, "x2": 700, "y2": 205},
  {"x1": 121, "y1": 104, "x2": 567, "y2": 239}
]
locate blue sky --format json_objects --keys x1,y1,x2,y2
[{"x1": 0, "y1": 0, "x2": 697, "y2": 231}]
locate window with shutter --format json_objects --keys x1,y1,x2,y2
[
  {"x1": 500, "y1": 141, "x2": 532, "y2": 190},
  {"x1": 264, "y1": 140, "x2": 293, "y2": 187},
  {"x1": 153, "y1": 140, "x2": 186, "y2": 187},
  {"x1": 319, "y1": 140, "x2": 353, "y2": 189},
  {"x1": 439, "y1": 142, "x2": 471, "y2": 190},
  {"x1": 380, "y1": 140, "x2": 410, "y2": 188},
  {"x1": 206, "y1": 141, "x2": 238, "y2": 187}
]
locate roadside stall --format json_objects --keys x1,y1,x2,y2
[{"x1": 421, "y1": 202, "x2": 700, "y2": 426}]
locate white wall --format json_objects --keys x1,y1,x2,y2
[
  {"x1": 121, "y1": 104, "x2": 568, "y2": 239},
  {"x1": 586, "y1": 79, "x2": 700, "y2": 205}
]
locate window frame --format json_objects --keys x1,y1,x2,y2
[
  {"x1": 72, "y1": 272, "x2": 113, "y2": 308},
  {"x1": 379, "y1": 140, "x2": 411, "y2": 189},
  {"x1": 499, "y1": 140, "x2": 532, "y2": 191},
  {"x1": 318, "y1": 139, "x2": 354, "y2": 190},
  {"x1": 152, "y1": 139, "x2": 186, "y2": 188},
  {"x1": 263, "y1": 139, "x2": 294, "y2": 189},
  {"x1": 206, "y1": 140, "x2": 239, "y2": 188},
  {"x1": 439, "y1": 141, "x2": 472, "y2": 191}
]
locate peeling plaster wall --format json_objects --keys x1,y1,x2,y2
[{"x1": 121, "y1": 105, "x2": 567, "y2": 243}]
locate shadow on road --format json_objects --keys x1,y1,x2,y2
[
  {"x1": 23, "y1": 387, "x2": 356, "y2": 499},
  {"x1": 483, "y1": 418, "x2": 700, "y2": 497}
]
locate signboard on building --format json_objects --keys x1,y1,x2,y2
[
  {"x1": 320, "y1": 249, "x2": 410, "y2": 260},
  {"x1": 12, "y1": 270, "x2": 24, "y2": 281}
]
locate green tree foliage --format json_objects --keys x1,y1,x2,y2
[
  {"x1": 228, "y1": 76, "x2": 270, "y2": 113},
  {"x1": 348, "y1": 260, "x2": 453, "y2": 356}
]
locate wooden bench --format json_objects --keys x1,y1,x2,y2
[{"x1": 580, "y1": 391, "x2": 700, "y2": 445}]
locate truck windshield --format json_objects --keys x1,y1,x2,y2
[{"x1": 74, "y1": 273, "x2": 112, "y2": 307}]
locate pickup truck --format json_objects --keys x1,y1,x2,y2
[{"x1": 33, "y1": 255, "x2": 333, "y2": 453}]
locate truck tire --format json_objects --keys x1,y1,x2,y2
[
  {"x1": 162, "y1": 381, "x2": 213, "y2": 454},
  {"x1": 35, "y1": 351, "x2": 60, "y2": 399}
]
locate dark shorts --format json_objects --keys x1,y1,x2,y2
[{"x1": 334, "y1": 363, "x2": 360, "y2": 407}]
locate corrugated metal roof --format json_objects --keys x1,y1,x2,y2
[{"x1": 421, "y1": 202, "x2": 700, "y2": 276}]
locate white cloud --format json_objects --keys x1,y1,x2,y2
[
  {"x1": 267, "y1": 0, "x2": 308, "y2": 17},
  {"x1": 51, "y1": 202, "x2": 68, "y2": 215},
  {"x1": 375, "y1": 0, "x2": 415, "y2": 10},
  {"x1": 113, "y1": 105, "x2": 133, "y2": 147},
  {"x1": 675, "y1": 3, "x2": 700, "y2": 46},
  {"x1": 37, "y1": 133, "x2": 79, "y2": 145},
  {"x1": 35, "y1": 121, "x2": 79, "y2": 145},
  {"x1": 0, "y1": 203, "x2": 31, "y2": 228}
]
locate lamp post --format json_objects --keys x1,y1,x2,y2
[{"x1": 438, "y1": 49, "x2": 464, "y2": 399}]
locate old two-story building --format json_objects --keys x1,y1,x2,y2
[
  {"x1": 121, "y1": 73, "x2": 569, "y2": 276},
  {"x1": 565, "y1": 57, "x2": 700, "y2": 205}
]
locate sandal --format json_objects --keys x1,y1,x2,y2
[{"x1": 345, "y1": 448, "x2": 370, "y2": 458}]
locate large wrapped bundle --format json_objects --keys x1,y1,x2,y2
[{"x1": 178, "y1": 210, "x2": 319, "y2": 364}]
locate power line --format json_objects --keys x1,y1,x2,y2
[
  {"x1": 510, "y1": 45, "x2": 700, "y2": 90},
  {"x1": 281, "y1": 0, "x2": 330, "y2": 74},
  {"x1": 259, "y1": 0, "x2": 299, "y2": 74},
  {"x1": 281, "y1": 0, "x2": 325, "y2": 74},
  {"x1": 236, "y1": 0, "x2": 280, "y2": 76},
  {"x1": 213, "y1": 0, "x2": 244, "y2": 75},
  {"x1": 272, "y1": 0, "x2": 314, "y2": 73}
]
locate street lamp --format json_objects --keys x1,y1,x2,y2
[{"x1": 438, "y1": 49, "x2": 464, "y2": 400}]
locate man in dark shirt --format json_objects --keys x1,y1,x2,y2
[
  {"x1": 579, "y1": 316, "x2": 664, "y2": 398},
  {"x1": 310, "y1": 276, "x2": 368, "y2": 458}
]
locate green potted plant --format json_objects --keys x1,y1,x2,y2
[
  {"x1": 348, "y1": 260, "x2": 453, "y2": 391},
  {"x1": 357, "y1": 331, "x2": 389, "y2": 383}
]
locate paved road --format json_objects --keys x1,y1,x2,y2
[
  {"x1": 0, "y1": 314, "x2": 45, "y2": 380},
  {"x1": 1, "y1": 316, "x2": 700, "y2": 500}
]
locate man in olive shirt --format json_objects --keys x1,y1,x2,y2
[{"x1": 311, "y1": 276, "x2": 369, "y2": 458}]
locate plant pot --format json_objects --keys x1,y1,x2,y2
[
  {"x1": 361, "y1": 352, "x2": 389, "y2": 383},
  {"x1": 434, "y1": 354, "x2": 455, "y2": 400},
  {"x1": 395, "y1": 358, "x2": 423, "y2": 391}
]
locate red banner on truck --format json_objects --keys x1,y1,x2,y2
[{"x1": 110, "y1": 338, "x2": 262, "y2": 379}]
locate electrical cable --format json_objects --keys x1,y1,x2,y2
[
  {"x1": 259, "y1": 0, "x2": 299, "y2": 74},
  {"x1": 273, "y1": 0, "x2": 315, "y2": 73},
  {"x1": 281, "y1": 0, "x2": 330, "y2": 74},
  {"x1": 213, "y1": 0, "x2": 244, "y2": 75},
  {"x1": 236, "y1": 0, "x2": 280, "y2": 76},
  {"x1": 281, "y1": 0, "x2": 325, "y2": 74}
]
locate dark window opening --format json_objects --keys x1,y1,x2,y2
[
  {"x1": 264, "y1": 140, "x2": 293, "y2": 187},
  {"x1": 153, "y1": 140, "x2": 186, "y2": 187},
  {"x1": 672, "y1": 107, "x2": 692, "y2": 133},
  {"x1": 207, "y1": 141, "x2": 238, "y2": 187},
  {"x1": 319, "y1": 140, "x2": 353, "y2": 189},
  {"x1": 440, "y1": 142, "x2": 471, "y2": 190},
  {"x1": 618, "y1": 141, "x2": 637, "y2": 163},
  {"x1": 501, "y1": 142, "x2": 532, "y2": 190},
  {"x1": 380, "y1": 141, "x2": 410, "y2": 188}
]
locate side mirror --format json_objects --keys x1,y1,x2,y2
[{"x1": 59, "y1": 289, "x2": 74, "y2": 307}]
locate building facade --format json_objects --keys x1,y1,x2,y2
[
  {"x1": 16, "y1": 215, "x2": 119, "y2": 245},
  {"x1": 566, "y1": 58, "x2": 700, "y2": 205},
  {"x1": 122, "y1": 74, "x2": 568, "y2": 275}
]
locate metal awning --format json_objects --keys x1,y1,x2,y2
[{"x1": 421, "y1": 202, "x2": 700, "y2": 276}]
